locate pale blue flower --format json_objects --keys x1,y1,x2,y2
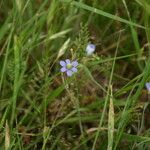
[
  {"x1": 146, "y1": 82, "x2": 150, "y2": 92},
  {"x1": 60, "y1": 59, "x2": 78, "y2": 76},
  {"x1": 86, "y1": 44, "x2": 96, "y2": 56}
]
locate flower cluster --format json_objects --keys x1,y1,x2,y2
[{"x1": 60, "y1": 43, "x2": 96, "y2": 77}]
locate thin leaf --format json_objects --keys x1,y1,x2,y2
[
  {"x1": 107, "y1": 85, "x2": 114, "y2": 150},
  {"x1": 61, "y1": 0, "x2": 146, "y2": 29}
]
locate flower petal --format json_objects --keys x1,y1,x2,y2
[
  {"x1": 61, "y1": 67, "x2": 67, "y2": 72},
  {"x1": 146, "y1": 82, "x2": 150, "y2": 92},
  {"x1": 86, "y1": 44, "x2": 96, "y2": 56},
  {"x1": 65, "y1": 59, "x2": 71, "y2": 64},
  {"x1": 66, "y1": 70, "x2": 73, "y2": 76},
  {"x1": 71, "y1": 67, "x2": 77, "y2": 72},
  {"x1": 60, "y1": 61, "x2": 66, "y2": 67},
  {"x1": 72, "y1": 60, "x2": 78, "y2": 67}
]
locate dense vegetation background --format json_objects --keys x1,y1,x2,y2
[{"x1": 0, "y1": 0, "x2": 150, "y2": 149}]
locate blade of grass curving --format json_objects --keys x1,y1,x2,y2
[
  {"x1": 0, "y1": 17, "x2": 11, "y2": 41},
  {"x1": 61, "y1": 0, "x2": 146, "y2": 29},
  {"x1": 144, "y1": 11, "x2": 150, "y2": 55},
  {"x1": 122, "y1": 0, "x2": 143, "y2": 71},
  {"x1": 82, "y1": 65, "x2": 108, "y2": 94},
  {"x1": 90, "y1": 53, "x2": 137, "y2": 66},
  {"x1": 0, "y1": 29, "x2": 13, "y2": 91},
  {"x1": 115, "y1": 74, "x2": 143, "y2": 97}
]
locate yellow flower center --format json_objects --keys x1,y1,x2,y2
[{"x1": 66, "y1": 63, "x2": 72, "y2": 69}]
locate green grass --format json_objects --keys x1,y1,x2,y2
[{"x1": 0, "y1": 0, "x2": 150, "y2": 149}]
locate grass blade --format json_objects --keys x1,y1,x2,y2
[
  {"x1": 61, "y1": 0, "x2": 146, "y2": 29},
  {"x1": 107, "y1": 85, "x2": 114, "y2": 150}
]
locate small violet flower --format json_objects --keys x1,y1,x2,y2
[
  {"x1": 145, "y1": 82, "x2": 150, "y2": 92},
  {"x1": 60, "y1": 59, "x2": 78, "y2": 77},
  {"x1": 86, "y1": 43, "x2": 96, "y2": 56}
]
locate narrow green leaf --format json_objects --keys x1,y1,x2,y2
[{"x1": 61, "y1": 0, "x2": 146, "y2": 29}]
